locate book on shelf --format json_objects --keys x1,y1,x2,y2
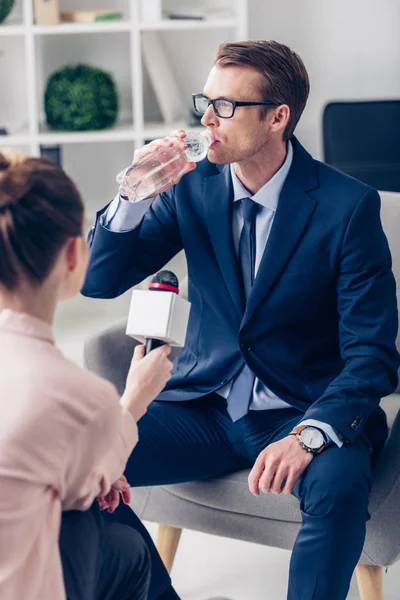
[
  {"x1": 60, "y1": 11, "x2": 123, "y2": 23},
  {"x1": 40, "y1": 145, "x2": 62, "y2": 167},
  {"x1": 164, "y1": 2, "x2": 233, "y2": 20},
  {"x1": 165, "y1": 7, "x2": 204, "y2": 20},
  {"x1": 33, "y1": 0, "x2": 60, "y2": 26},
  {"x1": 167, "y1": 13, "x2": 204, "y2": 20}
]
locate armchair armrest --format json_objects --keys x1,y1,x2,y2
[
  {"x1": 363, "y1": 395, "x2": 400, "y2": 565},
  {"x1": 84, "y1": 319, "x2": 135, "y2": 396}
]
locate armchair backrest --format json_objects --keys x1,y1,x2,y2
[
  {"x1": 323, "y1": 101, "x2": 400, "y2": 192},
  {"x1": 379, "y1": 191, "x2": 400, "y2": 391}
]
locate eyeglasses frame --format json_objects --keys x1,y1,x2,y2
[{"x1": 192, "y1": 93, "x2": 280, "y2": 119}]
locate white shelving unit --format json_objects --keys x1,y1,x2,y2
[
  {"x1": 0, "y1": 0, "x2": 247, "y2": 217},
  {"x1": 0, "y1": 0, "x2": 248, "y2": 153}
]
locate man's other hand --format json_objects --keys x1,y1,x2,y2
[{"x1": 248, "y1": 435, "x2": 314, "y2": 496}]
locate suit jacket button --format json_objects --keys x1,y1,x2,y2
[{"x1": 351, "y1": 415, "x2": 364, "y2": 431}]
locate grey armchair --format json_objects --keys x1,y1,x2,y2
[{"x1": 84, "y1": 191, "x2": 400, "y2": 600}]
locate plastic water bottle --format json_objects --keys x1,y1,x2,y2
[
  {"x1": 184, "y1": 130, "x2": 213, "y2": 162},
  {"x1": 116, "y1": 129, "x2": 214, "y2": 202}
]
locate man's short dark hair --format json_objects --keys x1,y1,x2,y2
[{"x1": 215, "y1": 40, "x2": 310, "y2": 141}]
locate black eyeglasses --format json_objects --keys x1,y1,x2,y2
[{"x1": 192, "y1": 93, "x2": 279, "y2": 119}]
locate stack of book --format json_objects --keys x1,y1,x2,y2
[{"x1": 60, "y1": 10, "x2": 123, "y2": 23}]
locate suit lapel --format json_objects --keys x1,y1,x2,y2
[
  {"x1": 242, "y1": 139, "x2": 319, "y2": 326},
  {"x1": 203, "y1": 165, "x2": 245, "y2": 315}
]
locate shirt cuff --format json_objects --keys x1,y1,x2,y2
[
  {"x1": 101, "y1": 193, "x2": 153, "y2": 232},
  {"x1": 299, "y1": 419, "x2": 344, "y2": 448}
]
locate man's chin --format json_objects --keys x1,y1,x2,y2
[
  {"x1": 208, "y1": 157, "x2": 226, "y2": 165},
  {"x1": 207, "y1": 149, "x2": 229, "y2": 165}
]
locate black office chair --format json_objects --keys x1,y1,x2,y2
[{"x1": 323, "y1": 100, "x2": 400, "y2": 192}]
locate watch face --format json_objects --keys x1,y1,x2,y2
[{"x1": 300, "y1": 427, "x2": 324, "y2": 450}]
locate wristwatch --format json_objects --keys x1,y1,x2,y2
[{"x1": 289, "y1": 425, "x2": 328, "y2": 455}]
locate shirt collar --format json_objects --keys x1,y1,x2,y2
[
  {"x1": 0, "y1": 309, "x2": 54, "y2": 344},
  {"x1": 230, "y1": 139, "x2": 293, "y2": 212}
]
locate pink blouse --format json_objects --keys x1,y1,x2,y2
[{"x1": 0, "y1": 309, "x2": 138, "y2": 600}]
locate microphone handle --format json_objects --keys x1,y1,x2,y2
[{"x1": 145, "y1": 338, "x2": 165, "y2": 355}]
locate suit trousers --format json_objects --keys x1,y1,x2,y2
[{"x1": 109, "y1": 393, "x2": 373, "y2": 600}]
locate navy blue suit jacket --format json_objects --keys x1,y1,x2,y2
[{"x1": 83, "y1": 138, "x2": 399, "y2": 451}]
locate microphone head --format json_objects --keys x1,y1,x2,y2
[{"x1": 149, "y1": 270, "x2": 179, "y2": 294}]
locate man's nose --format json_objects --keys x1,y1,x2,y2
[{"x1": 201, "y1": 104, "x2": 218, "y2": 128}]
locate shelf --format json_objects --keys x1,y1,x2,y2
[
  {"x1": 0, "y1": 135, "x2": 31, "y2": 146},
  {"x1": 33, "y1": 21, "x2": 132, "y2": 35},
  {"x1": 0, "y1": 0, "x2": 247, "y2": 193},
  {"x1": 0, "y1": 124, "x2": 31, "y2": 145},
  {"x1": 142, "y1": 121, "x2": 203, "y2": 139},
  {"x1": 31, "y1": 123, "x2": 205, "y2": 145},
  {"x1": 140, "y1": 18, "x2": 238, "y2": 31},
  {"x1": 38, "y1": 122, "x2": 135, "y2": 144},
  {"x1": 31, "y1": 18, "x2": 238, "y2": 35},
  {"x1": 35, "y1": 122, "x2": 202, "y2": 144},
  {"x1": 0, "y1": 122, "x2": 204, "y2": 146},
  {"x1": 0, "y1": 24, "x2": 25, "y2": 36}
]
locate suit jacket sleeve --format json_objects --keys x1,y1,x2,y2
[
  {"x1": 81, "y1": 189, "x2": 183, "y2": 298},
  {"x1": 301, "y1": 188, "x2": 400, "y2": 442}
]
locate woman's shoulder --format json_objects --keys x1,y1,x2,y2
[
  {"x1": 0, "y1": 341, "x2": 122, "y2": 486},
  {"x1": 6, "y1": 339, "x2": 120, "y2": 426},
  {"x1": 47, "y1": 346, "x2": 121, "y2": 415}
]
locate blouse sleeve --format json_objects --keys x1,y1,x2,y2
[
  {"x1": 0, "y1": 478, "x2": 63, "y2": 600},
  {"x1": 62, "y1": 386, "x2": 138, "y2": 512}
]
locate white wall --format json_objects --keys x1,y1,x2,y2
[{"x1": 249, "y1": 0, "x2": 400, "y2": 158}]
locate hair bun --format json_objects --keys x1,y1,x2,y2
[{"x1": 0, "y1": 150, "x2": 29, "y2": 209}]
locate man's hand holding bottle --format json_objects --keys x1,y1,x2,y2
[{"x1": 117, "y1": 128, "x2": 212, "y2": 201}]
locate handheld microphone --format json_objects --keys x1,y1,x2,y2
[
  {"x1": 126, "y1": 270, "x2": 191, "y2": 355},
  {"x1": 145, "y1": 271, "x2": 179, "y2": 354}
]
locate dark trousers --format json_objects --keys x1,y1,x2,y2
[
  {"x1": 60, "y1": 502, "x2": 151, "y2": 600},
  {"x1": 60, "y1": 489, "x2": 180, "y2": 600},
  {"x1": 108, "y1": 393, "x2": 373, "y2": 600}
]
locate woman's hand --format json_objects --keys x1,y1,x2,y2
[
  {"x1": 120, "y1": 343, "x2": 173, "y2": 421},
  {"x1": 97, "y1": 475, "x2": 131, "y2": 513}
]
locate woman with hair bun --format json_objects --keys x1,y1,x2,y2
[{"x1": 0, "y1": 152, "x2": 181, "y2": 600}]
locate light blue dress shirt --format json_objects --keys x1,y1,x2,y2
[{"x1": 102, "y1": 142, "x2": 342, "y2": 446}]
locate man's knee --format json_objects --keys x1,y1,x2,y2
[
  {"x1": 309, "y1": 485, "x2": 369, "y2": 516},
  {"x1": 300, "y1": 451, "x2": 371, "y2": 519}
]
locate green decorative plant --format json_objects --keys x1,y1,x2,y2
[
  {"x1": 44, "y1": 64, "x2": 119, "y2": 132},
  {"x1": 0, "y1": 0, "x2": 15, "y2": 23}
]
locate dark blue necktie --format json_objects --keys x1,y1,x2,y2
[
  {"x1": 227, "y1": 198, "x2": 258, "y2": 422},
  {"x1": 239, "y1": 197, "x2": 258, "y2": 295}
]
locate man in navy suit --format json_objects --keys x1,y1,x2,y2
[{"x1": 82, "y1": 40, "x2": 399, "y2": 599}]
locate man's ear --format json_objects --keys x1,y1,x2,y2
[{"x1": 270, "y1": 104, "x2": 291, "y2": 135}]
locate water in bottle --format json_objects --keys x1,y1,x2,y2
[{"x1": 116, "y1": 129, "x2": 214, "y2": 202}]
